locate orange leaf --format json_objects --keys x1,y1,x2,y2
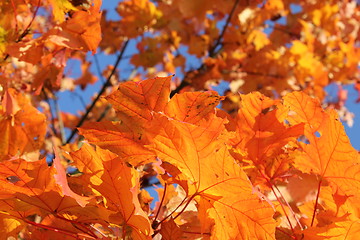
[
  {"x1": 0, "y1": 157, "x2": 110, "y2": 238},
  {"x1": 79, "y1": 121, "x2": 155, "y2": 166},
  {"x1": 70, "y1": 144, "x2": 152, "y2": 239},
  {"x1": 284, "y1": 92, "x2": 360, "y2": 197},
  {"x1": 160, "y1": 218, "x2": 183, "y2": 240},
  {"x1": 1, "y1": 89, "x2": 20, "y2": 116},
  {"x1": 79, "y1": 76, "x2": 171, "y2": 165},
  {"x1": 0, "y1": 213, "x2": 22, "y2": 238},
  {"x1": 230, "y1": 92, "x2": 304, "y2": 164},
  {"x1": 164, "y1": 91, "x2": 224, "y2": 124},
  {"x1": 283, "y1": 91, "x2": 325, "y2": 131},
  {"x1": 0, "y1": 89, "x2": 46, "y2": 161},
  {"x1": 0, "y1": 159, "x2": 43, "y2": 198},
  {"x1": 48, "y1": 0, "x2": 78, "y2": 22},
  {"x1": 53, "y1": 0, "x2": 102, "y2": 53},
  {"x1": 302, "y1": 220, "x2": 360, "y2": 240},
  {"x1": 106, "y1": 76, "x2": 171, "y2": 126},
  {"x1": 149, "y1": 114, "x2": 276, "y2": 239},
  {"x1": 296, "y1": 110, "x2": 360, "y2": 195},
  {"x1": 53, "y1": 147, "x2": 90, "y2": 207}
]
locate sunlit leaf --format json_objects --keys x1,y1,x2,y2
[
  {"x1": 149, "y1": 114, "x2": 276, "y2": 239},
  {"x1": 71, "y1": 143, "x2": 153, "y2": 239},
  {"x1": 0, "y1": 89, "x2": 46, "y2": 161}
]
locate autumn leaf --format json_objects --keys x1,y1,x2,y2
[
  {"x1": 0, "y1": 157, "x2": 110, "y2": 238},
  {"x1": 283, "y1": 92, "x2": 360, "y2": 195},
  {"x1": 48, "y1": 0, "x2": 79, "y2": 22},
  {"x1": 160, "y1": 218, "x2": 183, "y2": 240},
  {"x1": 53, "y1": 146, "x2": 90, "y2": 207},
  {"x1": 164, "y1": 91, "x2": 224, "y2": 125},
  {"x1": 79, "y1": 76, "x2": 171, "y2": 165},
  {"x1": 149, "y1": 113, "x2": 276, "y2": 239},
  {"x1": 0, "y1": 89, "x2": 46, "y2": 161},
  {"x1": 70, "y1": 143, "x2": 153, "y2": 239},
  {"x1": 56, "y1": 0, "x2": 102, "y2": 54},
  {"x1": 105, "y1": 76, "x2": 171, "y2": 126},
  {"x1": 79, "y1": 121, "x2": 156, "y2": 166},
  {"x1": 116, "y1": 0, "x2": 161, "y2": 38},
  {"x1": 230, "y1": 92, "x2": 304, "y2": 163}
]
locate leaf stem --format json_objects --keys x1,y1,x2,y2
[
  {"x1": 269, "y1": 184, "x2": 297, "y2": 239},
  {"x1": 153, "y1": 183, "x2": 167, "y2": 226},
  {"x1": 156, "y1": 193, "x2": 189, "y2": 226},
  {"x1": 257, "y1": 169, "x2": 298, "y2": 240},
  {"x1": 55, "y1": 214, "x2": 98, "y2": 238},
  {"x1": 274, "y1": 184, "x2": 303, "y2": 230},
  {"x1": 152, "y1": 193, "x2": 195, "y2": 238},
  {"x1": 311, "y1": 179, "x2": 322, "y2": 226},
  {"x1": 172, "y1": 194, "x2": 197, "y2": 221},
  {"x1": 24, "y1": 219, "x2": 94, "y2": 239}
]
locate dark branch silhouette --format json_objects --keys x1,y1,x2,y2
[
  {"x1": 65, "y1": 40, "x2": 130, "y2": 144},
  {"x1": 170, "y1": 0, "x2": 240, "y2": 98}
]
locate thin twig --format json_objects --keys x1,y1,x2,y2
[
  {"x1": 2, "y1": 0, "x2": 41, "y2": 62},
  {"x1": 65, "y1": 40, "x2": 130, "y2": 144},
  {"x1": 153, "y1": 184, "x2": 167, "y2": 225},
  {"x1": 209, "y1": 0, "x2": 240, "y2": 57},
  {"x1": 311, "y1": 180, "x2": 322, "y2": 227}
]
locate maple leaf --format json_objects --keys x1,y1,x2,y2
[
  {"x1": 282, "y1": 91, "x2": 360, "y2": 237},
  {"x1": 79, "y1": 76, "x2": 276, "y2": 239},
  {"x1": 283, "y1": 92, "x2": 360, "y2": 195},
  {"x1": 227, "y1": 92, "x2": 304, "y2": 188},
  {"x1": 106, "y1": 76, "x2": 171, "y2": 125},
  {"x1": 70, "y1": 143, "x2": 153, "y2": 239},
  {"x1": 0, "y1": 156, "x2": 109, "y2": 238},
  {"x1": 54, "y1": 0, "x2": 102, "y2": 54},
  {"x1": 164, "y1": 91, "x2": 224, "y2": 124},
  {"x1": 53, "y1": 147, "x2": 90, "y2": 207},
  {"x1": 160, "y1": 218, "x2": 183, "y2": 240},
  {"x1": 79, "y1": 76, "x2": 171, "y2": 166},
  {"x1": 0, "y1": 89, "x2": 46, "y2": 161},
  {"x1": 116, "y1": 0, "x2": 161, "y2": 38},
  {"x1": 149, "y1": 114, "x2": 276, "y2": 239},
  {"x1": 79, "y1": 121, "x2": 156, "y2": 166}
]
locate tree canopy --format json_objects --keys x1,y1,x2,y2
[{"x1": 0, "y1": 0, "x2": 359, "y2": 239}]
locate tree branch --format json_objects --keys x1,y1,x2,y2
[
  {"x1": 2, "y1": 0, "x2": 41, "y2": 62},
  {"x1": 170, "y1": 0, "x2": 240, "y2": 97},
  {"x1": 208, "y1": 0, "x2": 240, "y2": 57},
  {"x1": 65, "y1": 40, "x2": 130, "y2": 144}
]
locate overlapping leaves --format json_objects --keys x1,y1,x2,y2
[
  {"x1": 1, "y1": 76, "x2": 360, "y2": 239},
  {"x1": 79, "y1": 76, "x2": 359, "y2": 239}
]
